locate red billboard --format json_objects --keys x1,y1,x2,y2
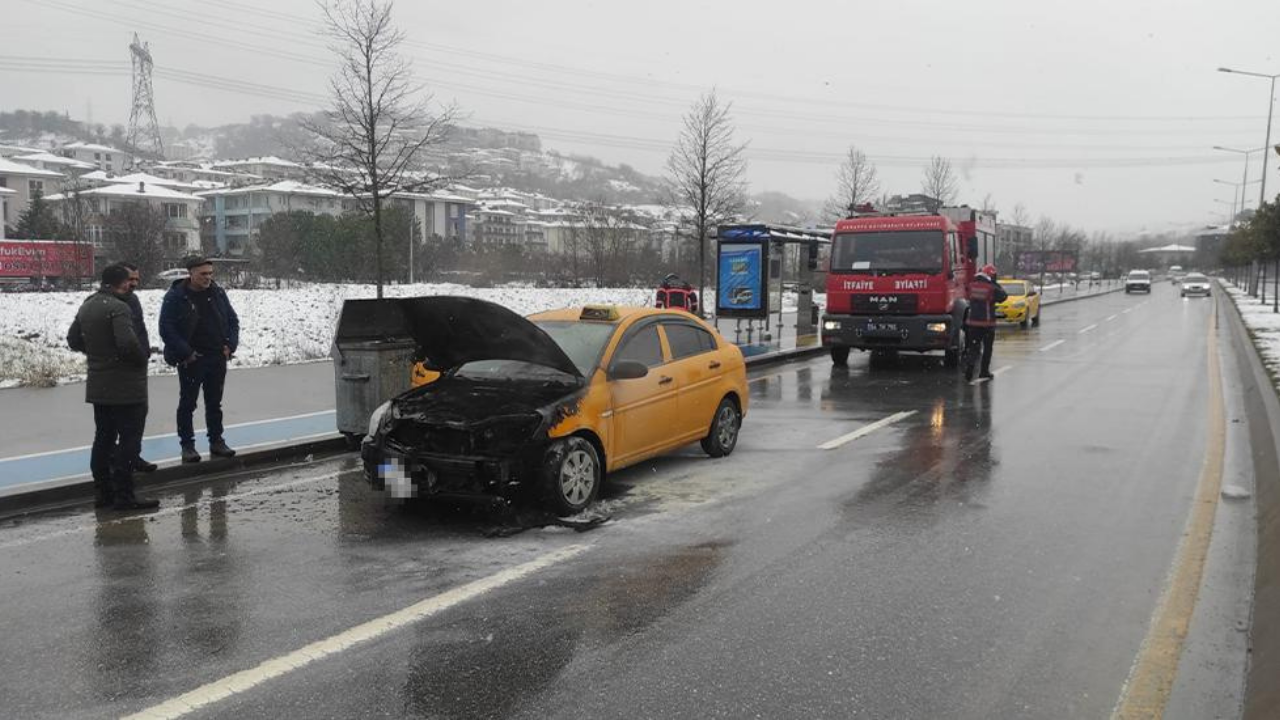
[{"x1": 0, "y1": 240, "x2": 94, "y2": 279}]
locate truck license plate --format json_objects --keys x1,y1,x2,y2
[{"x1": 866, "y1": 321, "x2": 899, "y2": 334}]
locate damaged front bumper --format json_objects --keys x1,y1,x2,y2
[{"x1": 361, "y1": 437, "x2": 534, "y2": 502}]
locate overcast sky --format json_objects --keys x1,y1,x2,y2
[{"x1": 2, "y1": 0, "x2": 1278, "y2": 234}]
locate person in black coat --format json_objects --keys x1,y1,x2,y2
[
  {"x1": 120, "y1": 263, "x2": 158, "y2": 473},
  {"x1": 67, "y1": 264, "x2": 160, "y2": 510},
  {"x1": 159, "y1": 257, "x2": 240, "y2": 464}
]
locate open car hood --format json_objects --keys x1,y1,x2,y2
[{"x1": 397, "y1": 296, "x2": 581, "y2": 377}]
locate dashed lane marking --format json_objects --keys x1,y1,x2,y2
[
  {"x1": 124, "y1": 544, "x2": 592, "y2": 720},
  {"x1": 1079, "y1": 324, "x2": 1098, "y2": 334},
  {"x1": 1122, "y1": 308, "x2": 1134, "y2": 314},
  {"x1": 1106, "y1": 314, "x2": 1119, "y2": 322},
  {"x1": 817, "y1": 411, "x2": 917, "y2": 450},
  {"x1": 993, "y1": 365, "x2": 1014, "y2": 376},
  {"x1": 1039, "y1": 340, "x2": 1066, "y2": 352}
]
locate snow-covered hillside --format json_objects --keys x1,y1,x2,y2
[{"x1": 0, "y1": 284, "x2": 651, "y2": 388}]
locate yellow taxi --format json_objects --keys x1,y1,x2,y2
[
  {"x1": 364, "y1": 298, "x2": 748, "y2": 515},
  {"x1": 994, "y1": 278, "x2": 1041, "y2": 328}
]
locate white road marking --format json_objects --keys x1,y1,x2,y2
[
  {"x1": 0, "y1": 471, "x2": 340, "y2": 551},
  {"x1": 1039, "y1": 340, "x2": 1066, "y2": 352},
  {"x1": 818, "y1": 411, "x2": 917, "y2": 450},
  {"x1": 1106, "y1": 314, "x2": 1119, "y2": 322},
  {"x1": 1079, "y1": 324, "x2": 1098, "y2": 334},
  {"x1": 1122, "y1": 308, "x2": 1134, "y2": 314},
  {"x1": 123, "y1": 544, "x2": 592, "y2": 720},
  {"x1": 0, "y1": 410, "x2": 336, "y2": 463},
  {"x1": 993, "y1": 365, "x2": 1014, "y2": 376}
]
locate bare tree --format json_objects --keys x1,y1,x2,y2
[
  {"x1": 980, "y1": 193, "x2": 997, "y2": 214},
  {"x1": 666, "y1": 89, "x2": 748, "y2": 312},
  {"x1": 823, "y1": 146, "x2": 880, "y2": 222},
  {"x1": 107, "y1": 203, "x2": 167, "y2": 279},
  {"x1": 920, "y1": 156, "x2": 959, "y2": 212},
  {"x1": 300, "y1": 0, "x2": 460, "y2": 298},
  {"x1": 1010, "y1": 202, "x2": 1030, "y2": 228}
]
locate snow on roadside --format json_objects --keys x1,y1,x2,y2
[
  {"x1": 1222, "y1": 280, "x2": 1280, "y2": 379},
  {"x1": 0, "y1": 283, "x2": 651, "y2": 387}
]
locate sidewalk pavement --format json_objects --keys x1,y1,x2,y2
[{"x1": 0, "y1": 283, "x2": 1120, "y2": 501}]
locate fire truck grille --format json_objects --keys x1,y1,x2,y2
[{"x1": 851, "y1": 294, "x2": 919, "y2": 315}]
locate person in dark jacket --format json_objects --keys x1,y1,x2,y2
[
  {"x1": 964, "y1": 264, "x2": 1009, "y2": 382},
  {"x1": 67, "y1": 264, "x2": 160, "y2": 510},
  {"x1": 159, "y1": 257, "x2": 240, "y2": 464},
  {"x1": 120, "y1": 263, "x2": 158, "y2": 473}
]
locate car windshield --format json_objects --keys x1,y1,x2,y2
[
  {"x1": 1185, "y1": 274, "x2": 1207, "y2": 282},
  {"x1": 831, "y1": 231, "x2": 943, "y2": 274},
  {"x1": 1129, "y1": 272, "x2": 1150, "y2": 279},
  {"x1": 533, "y1": 320, "x2": 617, "y2": 375},
  {"x1": 999, "y1": 282, "x2": 1028, "y2": 297}
]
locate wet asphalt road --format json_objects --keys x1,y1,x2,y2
[{"x1": 0, "y1": 285, "x2": 1227, "y2": 719}]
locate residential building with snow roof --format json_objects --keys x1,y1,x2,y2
[
  {"x1": 0, "y1": 156, "x2": 65, "y2": 231},
  {"x1": 60, "y1": 142, "x2": 132, "y2": 174},
  {"x1": 197, "y1": 181, "x2": 347, "y2": 257},
  {"x1": 209, "y1": 157, "x2": 308, "y2": 181},
  {"x1": 12, "y1": 151, "x2": 97, "y2": 176},
  {"x1": 45, "y1": 180, "x2": 204, "y2": 260}
]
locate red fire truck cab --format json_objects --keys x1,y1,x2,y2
[{"x1": 822, "y1": 208, "x2": 991, "y2": 366}]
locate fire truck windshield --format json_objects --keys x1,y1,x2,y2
[{"x1": 830, "y1": 231, "x2": 944, "y2": 274}]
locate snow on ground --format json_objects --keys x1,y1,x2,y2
[
  {"x1": 1224, "y1": 280, "x2": 1280, "y2": 379},
  {"x1": 0, "y1": 283, "x2": 651, "y2": 387}
]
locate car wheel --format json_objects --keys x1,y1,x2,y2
[
  {"x1": 830, "y1": 346, "x2": 850, "y2": 366},
  {"x1": 701, "y1": 397, "x2": 742, "y2": 458},
  {"x1": 540, "y1": 436, "x2": 601, "y2": 516}
]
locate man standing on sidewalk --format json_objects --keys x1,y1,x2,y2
[
  {"x1": 160, "y1": 257, "x2": 240, "y2": 464},
  {"x1": 66, "y1": 264, "x2": 160, "y2": 510},
  {"x1": 963, "y1": 264, "x2": 1008, "y2": 382},
  {"x1": 120, "y1": 262, "x2": 158, "y2": 473}
]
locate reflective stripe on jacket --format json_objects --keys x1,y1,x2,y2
[{"x1": 966, "y1": 277, "x2": 1008, "y2": 328}]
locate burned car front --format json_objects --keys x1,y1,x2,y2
[
  {"x1": 362, "y1": 368, "x2": 584, "y2": 502},
  {"x1": 358, "y1": 296, "x2": 594, "y2": 507}
]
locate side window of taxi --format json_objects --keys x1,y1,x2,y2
[
  {"x1": 664, "y1": 322, "x2": 717, "y2": 360},
  {"x1": 614, "y1": 324, "x2": 665, "y2": 367}
]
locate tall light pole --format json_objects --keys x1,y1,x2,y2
[
  {"x1": 1213, "y1": 199, "x2": 1235, "y2": 225},
  {"x1": 1218, "y1": 67, "x2": 1279, "y2": 204},
  {"x1": 1213, "y1": 145, "x2": 1267, "y2": 218},
  {"x1": 1213, "y1": 179, "x2": 1244, "y2": 222}
]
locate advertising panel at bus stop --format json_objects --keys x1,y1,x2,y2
[
  {"x1": 716, "y1": 241, "x2": 769, "y2": 319},
  {"x1": 0, "y1": 240, "x2": 94, "y2": 279}
]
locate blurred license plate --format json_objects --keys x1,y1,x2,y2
[{"x1": 866, "y1": 322, "x2": 899, "y2": 333}]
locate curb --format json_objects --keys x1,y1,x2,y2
[
  {"x1": 1219, "y1": 283, "x2": 1280, "y2": 720},
  {"x1": 1040, "y1": 286, "x2": 1125, "y2": 307},
  {"x1": 0, "y1": 436, "x2": 348, "y2": 520}
]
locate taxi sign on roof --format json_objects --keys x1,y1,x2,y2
[{"x1": 580, "y1": 305, "x2": 620, "y2": 321}]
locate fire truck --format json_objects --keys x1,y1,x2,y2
[{"x1": 820, "y1": 206, "x2": 997, "y2": 366}]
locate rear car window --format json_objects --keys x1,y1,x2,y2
[
  {"x1": 614, "y1": 324, "x2": 665, "y2": 367},
  {"x1": 664, "y1": 323, "x2": 717, "y2": 360}
]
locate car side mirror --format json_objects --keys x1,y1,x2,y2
[{"x1": 609, "y1": 360, "x2": 649, "y2": 380}]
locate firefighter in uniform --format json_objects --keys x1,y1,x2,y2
[{"x1": 964, "y1": 264, "x2": 1008, "y2": 382}]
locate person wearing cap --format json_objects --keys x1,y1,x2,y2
[
  {"x1": 159, "y1": 256, "x2": 240, "y2": 464},
  {"x1": 66, "y1": 263, "x2": 160, "y2": 510},
  {"x1": 963, "y1": 263, "x2": 1008, "y2": 382}
]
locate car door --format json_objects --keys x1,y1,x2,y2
[
  {"x1": 660, "y1": 320, "x2": 726, "y2": 441},
  {"x1": 606, "y1": 321, "x2": 677, "y2": 467}
]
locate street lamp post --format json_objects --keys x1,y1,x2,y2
[
  {"x1": 1218, "y1": 67, "x2": 1279, "y2": 204},
  {"x1": 1213, "y1": 146, "x2": 1267, "y2": 219}
]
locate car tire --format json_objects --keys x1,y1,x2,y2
[
  {"x1": 830, "y1": 346, "x2": 850, "y2": 366},
  {"x1": 540, "y1": 436, "x2": 601, "y2": 516},
  {"x1": 701, "y1": 397, "x2": 742, "y2": 458}
]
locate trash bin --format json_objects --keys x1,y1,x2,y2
[{"x1": 331, "y1": 299, "x2": 417, "y2": 448}]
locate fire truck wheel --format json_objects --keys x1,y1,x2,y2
[{"x1": 830, "y1": 346, "x2": 850, "y2": 366}]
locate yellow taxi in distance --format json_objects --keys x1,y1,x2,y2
[
  {"x1": 363, "y1": 299, "x2": 748, "y2": 515},
  {"x1": 995, "y1": 278, "x2": 1041, "y2": 328}
]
